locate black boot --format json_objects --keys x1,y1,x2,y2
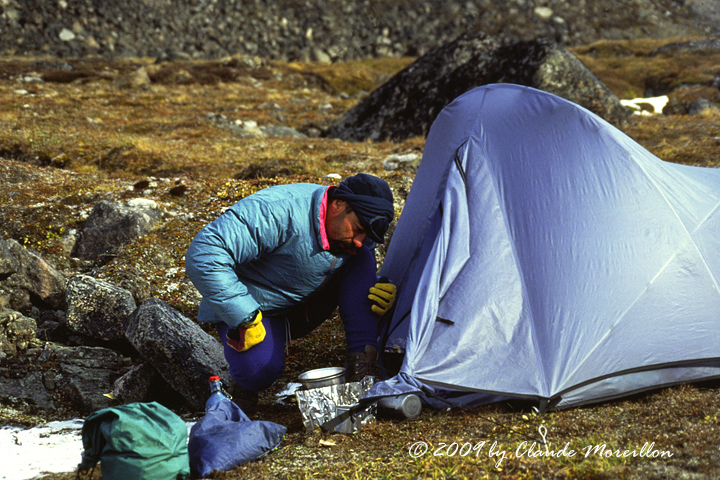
[{"x1": 346, "y1": 345, "x2": 379, "y2": 382}]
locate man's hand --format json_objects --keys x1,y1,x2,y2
[
  {"x1": 368, "y1": 281, "x2": 396, "y2": 316},
  {"x1": 226, "y1": 310, "x2": 265, "y2": 352}
]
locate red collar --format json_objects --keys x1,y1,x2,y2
[{"x1": 319, "y1": 185, "x2": 333, "y2": 251}]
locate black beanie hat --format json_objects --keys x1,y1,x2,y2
[{"x1": 332, "y1": 173, "x2": 394, "y2": 244}]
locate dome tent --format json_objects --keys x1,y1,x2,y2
[{"x1": 371, "y1": 84, "x2": 720, "y2": 411}]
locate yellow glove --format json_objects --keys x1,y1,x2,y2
[
  {"x1": 226, "y1": 310, "x2": 266, "y2": 352},
  {"x1": 368, "y1": 281, "x2": 396, "y2": 316}
]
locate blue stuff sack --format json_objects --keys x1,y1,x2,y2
[
  {"x1": 78, "y1": 402, "x2": 190, "y2": 480},
  {"x1": 188, "y1": 397, "x2": 286, "y2": 477}
]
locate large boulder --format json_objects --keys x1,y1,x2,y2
[
  {"x1": 0, "y1": 239, "x2": 67, "y2": 311},
  {"x1": 326, "y1": 33, "x2": 629, "y2": 142},
  {"x1": 73, "y1": 199, "x2": 163, "y2": 263},
  {"x1": 65, "y1": 275, "x2": 137, "y2": 342},
  {"x1": 111, "y1": 361, "x2": 187, "y2": 408},
  {"x1": 0, "y1": 343, "x2": 126, "y2": 414},
  {"x1": 124, "y1": 298, "x2": 230, "y2": 410},
  {"x1": 0, "y1": 372, "x2": 56, "y2": 410},
  {"x1": 50, "y1": 344, "x2": 124, "y2": 413}
]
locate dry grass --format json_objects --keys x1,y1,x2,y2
[
  {"x1": 570, "y1": 36, "x2": 720, "y2": 100},
  {"x1": 1, "y1": 36, "x2": 720, "y2": 479}
]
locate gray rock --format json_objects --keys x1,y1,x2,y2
[
  {"x1": 0, "y1": 284, "x2": 29, "y2": 315},
  {"x1": 0, "y1": 239, "x2": 67, "y2": 311},
  {"x1": 0, "y1": 239, "x2": 18, "y2": 277},
  {"x1": 58, "y1": 28, "x2": 75, "y2": 42},
  {"x1": 0, "y1": 343, "x2": 127, "y2": 414},
  {"x1": 311, "y1": 47, "x2": 332, "y2": 64},
  {"x1": 383, "y1": 152, "x2": 421, "y2": 172},
  {"x1": 35, "y1": 309, "x2": 69, "y2": 345},
  {"x1": 0, "y1": 372, "x2": 56, "y2": 409},
  {"x1": 113, "y1": 66, "x2": 152, "y2": 89},
  {"x1": 208, "y1": 115, "x2": 307, "y2": 139},
  {"x1": 74, "y1": 199, "x2": 163, "y2": 263},
  {"x1": 0, "y1": 309, "x2": 37, "y2": 355},
  {"x1": 689, "y1": 98, "x2": 720, "y2": 117},
  {"x1": 0, "y1": 342, "x2": 126, "y2": 414},
  {"x1": 124, "y1": 298, "x2": 230, "y2": 410},
  {"x1": 65, "y1": 275, "x2": 137, "y2": 341},
  {"x1": 51, "y1": 344, "x2": 124, "y2": 413},
  {"x1": 111, "y1": 362, "x2": 157, "y2": 404},
  {"x1": 60, "y1": 228, "x2": 79, "y2": 255},
  {"x1": 325, "y1": 33, "x2": 629, "y2": 142},
  {"x1": 661, "y1": 86, "x2": 718, "y2": 115},
  {"x1": 649, "y1": 38, "x2": 720, "y2": 56},
  {"x1": 112, "y1": 268, "x2": 152, "y2": 305},
  {"x1": 261, "y1": 125, "x2": 307, "y2": 138},
  {"x1": 52, "y1": 343, "x2": 124, "y2": 370},
  {"x1": 532, "y1": 43, "x2": 629, "y2": 125},
  {"x1": 228, "y1": 119, "x2": 266, "y2": 138}
]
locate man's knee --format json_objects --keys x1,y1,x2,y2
[
  {"x1": 217, "y1": 320, "x2": 285, "y2": 391},
  {"x1": 227, "y1": 353, "x2": 284, "y2": 392}
]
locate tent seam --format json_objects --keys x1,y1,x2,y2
[
  {"x1": 555, "y1": 356, "x2": 720, "y2": 399},
  {"x1": 551, "y1": 358, "x2": 720, "y2": 409},
  {"x1": 477, "y1": 131, "x2": 551, "y2": 399},
  {"x1": 401, "y1": 147, "x2": 465, "y2": 374},
  {"x1": 689, "y1": 200, "x2": 720, "y2": 292},
  {"x1": 561, "y1": 152, "x2": 720, "y2": 388}
]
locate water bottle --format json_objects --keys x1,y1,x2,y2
[
  {"x1": 377, "y1": 394, "x2": 422, "y2": 419},
  {"x1": 206, "y1": 375, "x2": 230, "y2": 409}
]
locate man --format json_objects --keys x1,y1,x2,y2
[{"x1": 185, "y1": 173, "x2": 396, "y2": 409}]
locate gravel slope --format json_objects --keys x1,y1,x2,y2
[{"x1": 1, "y1": 0, "x2": 717, "y2": 61}]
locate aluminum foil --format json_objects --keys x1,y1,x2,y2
[{"x1": 295, "y1": 376, "x2": 375, "y2": 433}]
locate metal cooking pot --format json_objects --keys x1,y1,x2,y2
[{"x1": 298, "y1": 366, "x2": 346, "y2": 390}]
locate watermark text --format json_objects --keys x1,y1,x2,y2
[{"x1": 407, "y1": 426, "x2": 673, "y2": 468}]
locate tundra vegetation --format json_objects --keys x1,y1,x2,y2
[{"x1": 1, "y1": 36, "x2": 719, "y2": 479}]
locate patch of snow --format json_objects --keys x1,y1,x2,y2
[
  {"x1": 0, "y1": 419, "x2": 197, "y2": 480},
  {"x1": 126, "y1": 197, "x2": 158, "y2": 208},
  {"x1": 1, "y1": 419, "x2": 84, "y2": 480},
  {"x1": 620, "y1": 95, "x2": 669, "y2": 115},
  {"x1": 276, "y1": 382, "x2": 302, "y2": 398},
  {"x1": 275, "y1": 382, "x2": 302, "y2": 404}
]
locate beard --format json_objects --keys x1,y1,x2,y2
[{"x1": 328, "y1": 238, "x2": 357, "y2": 255}]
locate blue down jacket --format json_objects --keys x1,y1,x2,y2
[{"x1": 185, "y1": 183, "x2": 352, "y2": 328}]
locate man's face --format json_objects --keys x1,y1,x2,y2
[{"x1": 326, "y1": 200, "x2": 367, "y2": 254}]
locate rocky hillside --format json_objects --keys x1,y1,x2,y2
[{"x1": 1, "y1": 0, "x2": 718, "y2": 61}]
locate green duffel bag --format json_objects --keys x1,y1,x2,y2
[{"x1": 78, "y1": 402, "x2": 190, "y2": 480}]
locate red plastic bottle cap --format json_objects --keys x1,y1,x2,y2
[{"x1": 209, "y1": 375, "x2": 220, "y2": 381}]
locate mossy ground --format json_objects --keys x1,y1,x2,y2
[{"x1": 1, "y1": 37, "x2": 719, "y2": 479}]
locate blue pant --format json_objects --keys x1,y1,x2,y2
[{"x1": 217, "y1": 245, "x2": 379, "y2": 391}]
